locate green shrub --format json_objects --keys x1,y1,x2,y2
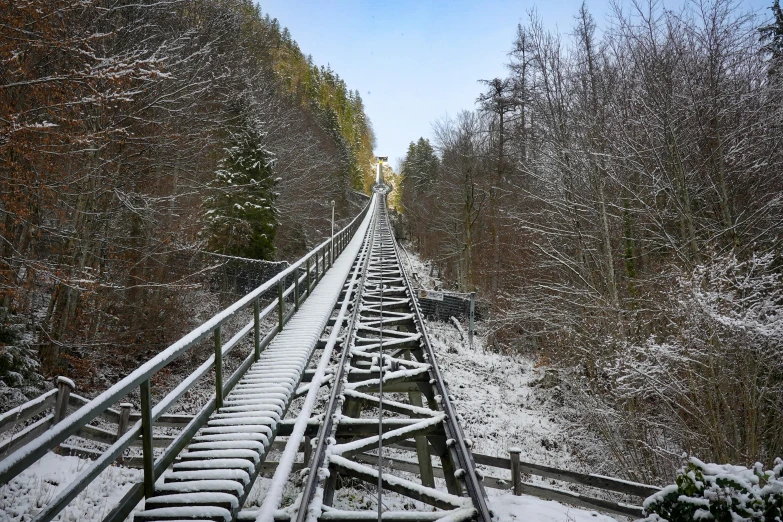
[{"x1": 642, "y1": 457, "x2": 783, "y2": 521}]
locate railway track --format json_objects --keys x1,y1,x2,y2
[
  {"x1": 0, "y1": 185, "x2": 492, "y2": 522},
  {"x1": 279, "y1": 188, "x2": 492, "y2": 522}
]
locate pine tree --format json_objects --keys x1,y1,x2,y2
[
  {"x1": 204, "y1": 118, "x2": 278, "y2": 260},
  {"x1": 760, "y1": 0, "x2": 783, "y2": 74},
  {"x1": 401, "y1": 138, "x2": 439, "y2": 189}
]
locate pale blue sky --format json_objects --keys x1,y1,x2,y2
[{"x1": 258, "y1": 0, "x2": 771, "y2": 166}]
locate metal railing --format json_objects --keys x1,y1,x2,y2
[
  {"x1": 0, "y1": 200, "x2": 372, "y2": 522},
  {"x1": 359, "y1": 441, "x2": 659, "y2": 518}
]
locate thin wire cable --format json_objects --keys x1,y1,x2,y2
[{"x1": 377, "y1": 209, "x2": 385, "y2": 519}]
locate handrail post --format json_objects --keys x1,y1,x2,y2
[
  {"x1": 315, "y1": 250, "x2": 320, "y2": 283},
  {"x1": 278, "y1": 279, "x2": 284, "y2": 330},
  {"x1": 253, "y1": 298, "x2": 261, "y2": 362},
  {"x1": 294, "y1": 267, "x2": 300, "y2": 311},
  {"x1": 469, "y1": 292, "x2": 476, "y2": 350},
  {"x1": 140, "y1": 379, "x2": 154, "y2": 499},
  {"x1": 116, "y1": 403, "x2": 132, "y2": 464},
  {"x1": 53, "y1": 376, "x2": 74, "y2": 425},
  {"x1": 306, "y1": 257, "x2": 312, "y2": 295},
  {"x1": 510, "y1": 447, "x2": 522, "y2": 496},
  {"x1": 116, "y1": 403, "x2": 132, "y2": 441},
  {"x1": 214, "y1": 326, "x2": 223, "y2": 409}
]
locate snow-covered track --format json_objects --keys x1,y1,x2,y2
[
  {"x1": 1, "y1": 187, "x2": 492, "y2": 522},
  {"x1": 0, "y1": 198, "x2": 375, "y2": 522},
  {"x1": 132, "y1": 208, "x2": 376, "y2": 522},
  {"x1": 277, "y1": 189, "x2": 492, "y2": 522}
]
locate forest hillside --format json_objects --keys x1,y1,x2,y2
[
  {"x1": 0, "y1": 0, "x2": 375, "y2": 399},
  {"x1": 398, "y1": 0, "x2": 783, "y2": 484}
]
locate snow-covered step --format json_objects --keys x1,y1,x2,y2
[
  {"x1": 154, "y1": 480, "x2": 245, "y2": 495},
  {"x1": 163, "y1": 469, "x2": 252, "y2": 485},
  {"x1": 172, "y1": 458, "x2": 256, "y2": 474},
  {"x1": 144, "y1": 492, "x2": 240, "y2": 511},
  {"x1": 179, "y1": 449, "x2": 261, "y2": 463},
  {"x1": 134, "y1": 198, "x2": 374, "y2": 522},
  {"x1": 134, "y1": 504, "x2": 232, "y2": 522},
  {"x1": 191, "y1": 432, "x2": 269, "y2": 444},
  {"x1": 187, "y1": 441, "x2": 265, "y2": 452}
]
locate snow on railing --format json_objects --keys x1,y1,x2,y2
[{"x1": 0, "y1": 197, "x2": 374, "y2": 522}]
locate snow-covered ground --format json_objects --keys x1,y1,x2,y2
[
  {"x1": 492, "y1": 494, "x2": 616, "y2": 522},
  {"x1": 428, "y1": 320, "x2": 575, "y2": 471},
  {"x1": 427, "y1": 319, "x2": 619, "y2": 522},
  {"x1": 0, "y1": 453, "x2": 140, "y2": 522}
]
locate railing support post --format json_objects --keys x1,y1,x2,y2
[
  {"x1": 140, "y1": 379, "x2": 155, "y2": 499},
  {"x1": 510, "y1": 447, "x2": 522, "y2": 496},
  {"x1": 116, "y1": 403, "x2": 132, "y2": 464},
  {"x1": 253, "y1": 298, "x2": 261, "y2": 362},
  {"x1": 278, "y1": 279, "x2": 284, "y2": 330},
  {"x1": 214, "y1": 326, "x2": 223, "y2": 409},
  {"x1": 53, "y1": 376, "x2": 74, "y2": 425},
  {"x1": 294, "y1": 267, "x2": 300, "y2": 311},
  {"x1": 306, "y1": 257, "x2": 312, "y2": 295},
  {"x1": 469, "y1": 292, "x2": 476, "y2": 350},
  {"x1": 116, "y1": 403, "x2": 132, "y2": 441}
]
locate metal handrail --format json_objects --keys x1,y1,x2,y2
[{"x1": 0, "y1": 199, "x2": 372, "y2": 522}]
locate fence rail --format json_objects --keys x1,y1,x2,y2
[
  {"x1": 388, "y1": 441, "x2": 657, "y2": 518},
  {"x1": 3, "y1": 373, "x2": 659, "y2": 520},
  {"x1": 0, "y1": 200, "x2": 371, "y2": 522}
]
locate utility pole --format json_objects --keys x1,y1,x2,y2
[
  {"x1": 330, "y1": 200, "x2": 335, "y2": 263},
  {"x1": 469, "y1": 291, "x2": 476, "y2": 350}
]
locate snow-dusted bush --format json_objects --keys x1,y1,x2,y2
[
  {"x1": 564, "y1": 253, "x2": 783, "y2": 484},
  {"x1": 0, "y1": 308, "x2": 40, "y2": 388},
  {"x1": 642, "y1": 457, "x2": 783, "y2": 522}
]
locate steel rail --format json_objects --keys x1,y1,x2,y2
[
  {"x1": 386, "y1": 201, "x2": 493, "y2": 522},
  {"x1": 294, "y1": 198, "x2": 379, "y2": 522},
  {"x1": 296, "y1": 190, "x2": 492, "y2": 522},
  {"x1": 253, "y1": 195, "x2": 376, "y2": 522},
  {"x1": 376, "y1": 216, "x2": 385, "y2": 520}
]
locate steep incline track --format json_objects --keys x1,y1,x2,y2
[
  {"x1": 262, "y1": 189, "x2": 492, "y2": 522},
  {"x1": 0, "y1": 189, "x2": 491, "y2": 522},
  {"x1": 132, "y1": 199, "x2": 378, "y2": 522}
]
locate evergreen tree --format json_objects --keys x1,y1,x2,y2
[
  {"x1": 401, "y1": 137, "x2": 439, "y2": 189},
  {"x1": 204, "y1": 118, "x2": 278, "y2": 260},
  {"x1": 760, "y1": 0, "x2": 783, "y2": 74}
]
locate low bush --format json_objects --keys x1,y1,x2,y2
[{"x1": 642, "y1": 457, "x2": 783, "y2": 522}]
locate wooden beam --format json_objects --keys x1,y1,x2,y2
[
  {"x1": 330, "y1": 456, "x2": 464, "y2": 510},
  {"x1": 276, "y1": 418, "x2": 443, "y2": 438},
  {"x1": 339, "y1": 422, "x2": 445, "y2": 456}
]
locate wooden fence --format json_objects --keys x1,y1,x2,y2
[{"x1": 1, "y1": 378, "x2": 658, "y2": 519}]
